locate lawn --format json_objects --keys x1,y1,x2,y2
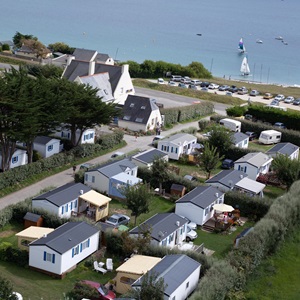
[
  {"x1": 244, "y1": 228, "x2": 300, "y2": 300},
  {"x1": 248, "y1": 140, "x2": 273, "y2": 152}
]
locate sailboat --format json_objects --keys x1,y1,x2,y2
[
  {"x1": 240, "y1": 56, "x2": 250, "y2": 76},
  {"x1": 238, "y1": 38, "x2": 246, "y2": 53}
]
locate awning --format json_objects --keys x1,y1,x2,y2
[
  {"x1": 213, "y1": 203, "x2": 235, "y2": 212},
  {"x1": 235, "y1": 177, "x2": 265, "y2": 194},
  {"x1": 80, "y1": 190, "x2": 111, "y2": 207}
]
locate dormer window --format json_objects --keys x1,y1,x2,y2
[
  {"x1": 123, "y1": 115, "x2": 131, "y2": 120},
  {"x1": 141, "y1": 106, "x2": 146, "y2": 110},
  {"x1": 135, "y1": 118, "x2": 143, "y2": 123},
  {"x1": 130, "y1": 103, "x2": 134, "y2": 108}
]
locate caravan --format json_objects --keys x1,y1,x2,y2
[
  {"x1": 219, "y1": 118, "x2": 241, "y2": 132},
  {"x1": 259, "y1": 130, "x2": 282, "y2": 145}
]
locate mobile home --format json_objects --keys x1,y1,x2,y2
[
  {"x1": 259, "y1": 130, "x2": 282, "y2": 145},
  {"x1": 219, "y1": 118, "x2": 241, "y2": 132}
]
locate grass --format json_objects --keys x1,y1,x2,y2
[
  {"x1": 263, "y1": 185, "x2": 286, "y2": 199},
  {"x1": 248, "y1": 140, "x2": 274, "y2": 152},
  {"x1": 244, "y1": 228, "x2": 300, "y2": 300}
]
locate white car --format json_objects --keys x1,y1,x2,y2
[
  {"x1": 168, "y1": 81, "x2": 177, "y2": 86},
  {"x1": 186, "y1": 226, "x2": 198, "y2": 242},
  {"x1": 157, "y1": 78, "x2": 165, "y2": 84},
  {"x1": 284, "y1": 96, "x2": 295, "y2": 103},
  {"x1": 180, "y1": 215, "x2": 197, "y2": 230},
  {"x1": 274, "y1": 94, "x2": 285, "y2": 101},
  {"x1": 208, "y1": 83, "x2": 219, "y2": 89}
]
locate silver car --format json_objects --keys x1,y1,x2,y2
[
  {"x1": 284, "y1": 96, "x2": 294, "y2": 103},
  {"x1": 105, "y1": 214, "x2": 130, "y2": 227}
]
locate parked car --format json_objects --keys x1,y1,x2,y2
[
  {"x1": 263, "y1": 93, "x2": 273, "y2": 99},
  {"x1": 105, "y1": 214, "x2": 130, "y2": 227},
  {"x1": 293, "y1": 98, "x2": 300, "y2": 105},
  {"x1": 249, "y1": 90, "x2": 259, "y2": 96},
  {"x1": 218, "y1": 85, "x2": 230, "y2": 91},
  {"x1": 75, "y1": 280, "x2": 116, "y2": 300},
  {"x1": 188, "y1": 84, "x2": 198, "y2": 90},
  {"x1": 111, "y1": 151, "x2": 125, "y2": 158},
  {"x1": 245, "y1": 131, "x2": 257, "y2": 141},
  {"x1": 225, "y1": 91, "x2": 233, "y2": 96},
  {"x1": 274, "y1": 122, "x2": 286, "y2": 129},
  {"x1": 157, "y1": 78, "x2": 165, "y2": 84},
  {"x1": 79, "y1": 163, "x2": 95, "y2": 171},
  {"x1": 274, "y1": 94, "x2": 285, "y2": 102},
  {"x1": 184, "y1": 174, "x2": 198, "y2": 182},
  {"x1": 208, "y1": 83, "x2": 219, "y2": 89},
  {"x1": 180, "y1": 76, "x2": 191, "y2": 84},
  {"x1": 201, "y1": 87, "x2": 209, "y2": 92},
  {"x1": 170, "y1": 75, "x2": 182, "y2": 82},
  {"x1": 179, "y1": 216, "x2": 197, "y2": 230},
  {"x1": 228, "y1": 85, "x2": 238, "y2": 93},
  {"x1": 221, "y1": 159, "x2": 234, "y2": 169},
  {"x1": 284, "y1": 96, "x2": 295, "y2": 103},
  {"x1": 200, "y1": 81, "x2": 210, "y2": 87},
  {"x1": 186, "y1": 226, "x2": 198, "y2": 242},
  {"x1": 168, "y1": 81, "x2": 177, "y2": 86},
  {"x1": 190, "y1": 79, "x2": 201, "y2": 86},
  {"x1": 244, "y1": 114, "x2": 253, "y2": 120},
  {"x1": 178, "y1": 82, "x2": 188, "y2": 88},
  {"x1": 270, "y1": 100, "x2": 279, "y2": 106},
  {"x1": 237, "y1": 87, "x2": 248, "y2": 95}
]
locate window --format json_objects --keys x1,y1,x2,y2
[
  {"x1": 65, "y1": 204, "x2": 68, "y2": 213},
  {"x1": 74, "y1": 199, "x2": 77, "y2": 208},
  {"x1": 120, "y1": 277, "x2": 135, "y2": 285},
  {"x1": 135, "y1": 117, "x2": 143, "y2": 123},
  {"x1": 12, "y1": 156, "x2": 18, "y2": 164},
  {"x1": 80, "y1": 238, "x2": 90, "y2": 252},
  {"x1": 72, "y1": 245, "x2": 80, "y2": 257},
  {"x1": 61, "y1": 206, "x2": 64, "y2": 214},
  {"x1": 123, "y1": 115, "x2": 131, "y2": 121},
  {"x1": 172, "y1": 297, "x2": 176, "y2": 300},
  {"x1": 47, "y1": 145, "x2": 53, "y2": 152},
  {"x1": 205, "y1": 207, "x2": 209, "y2": 216},
  {"x1": 161, "y1": 239, "x2": 167, "y2": 246},
  {"x1": 171, "y1": 147, "x2": 173, "y2": 153},
  {"x1": 186, "y1": 282, "x2": 189, "y2": 289},
  {"x1": 151, "y1": 118, "x2": 154, "y2": 125},
  {"x1": 43, "y1": 251, "x2": 55, "y2": 263},
  {"x1": 175, "y1": 148, "x2": 178, "y2": 154}
]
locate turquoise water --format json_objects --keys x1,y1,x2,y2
[{"x1": 1, "y1": 0, "x2": 299, "y2": 85}]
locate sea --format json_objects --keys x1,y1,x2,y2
[{"x1": 1, "y1": 0, "x2": 300, "y2": 86}]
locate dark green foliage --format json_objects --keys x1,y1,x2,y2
[
  {"x1": 223, "y1": 146, "x2": 252, "y2": 162},
  {"x1": 0, "y1": 207, "x2": 13, "y2": 229},
  {"x1": 13, "y1": 31, "x2": 38, "y2": 48},
  {"x1": 96, "y1": 129, "x2": 124, "y2": 148},
  {"x1": 0, "y1": 243, "x2": 29, "y2": 267},
  {"x1": 67, "y1": 281, "x2": 99, "y2": 300},
  {"x1": 1, "y1": 44, "x2": 10, "y2": 51},
  {"x1": 207, "y1": 125, "x2": 232, "y2": 156},
  {"x1": 198, "y1": 119, "x2": 212, "y2": 131},
  {"x1": 48, "y1": 42, "x2": 75, "y2": 54},
  {"x1": 123, "y1": 60, "x2": 212, "y2": 79},
  {"x1": 0, "y1": 275, "x2": 18, "y2": 300},
  {"x1": 226, "y1": 105, "x2": 247, "y2": 117},
  {"x1": 26, "y1": 64, "x2": 63, "y2": 78}
]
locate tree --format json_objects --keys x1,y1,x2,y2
[
  {"x1": 207, "y1": 124, "x2": 232, "y2": 156},
  {"x1": 0, "y1": 276, "x2": 18, "y2": 300},
  {"x1": 151, "y1": 158, "x2": 170, "y2": 194},
  {"x1": 127, "y1": 271, "x2": 166, "y2": 300},
  {"x1": 48, "y1": 42, "x2": 74, "y2": 54},
  {"x1": 12, "y1": 31, "x2": 37, "y2": 48},
  {"x1": 122, "y1": 183, "x2": 152, "y2": 226},
  {"x1": 67, "y1": 281, "x2": 98, "y2": 300},
  {"x1": 272, "y1": 154, "x2": 300, "y2": 190},
  {"x1": 197, "y1": 142, "x2": 224, "y2": 179}
]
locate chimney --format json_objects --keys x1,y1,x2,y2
[
  {"x1": 122, "y1": 64, "x2": 129, "y2": 74},
  {"x1": 215, "y1": 192, "x2": 219, "y2": 197},
  {"x1": 66, "y1": 55, "x2": 75, "y2": 66},
  {"x1": 43, "y1": 234, "x2": 47, "y2": 238},
  {"x1": 240, "y1": 175, "x2": 243, "y2": 179},
  {"x1": 176, "y1": 221, "x2": 180, "y2": 227},
  {"x1": 89, "y1": 61, "x2": 95, "y2": 75},
  {"x1": 80, "y1": 190, "x2": 84, "y2": 195}
]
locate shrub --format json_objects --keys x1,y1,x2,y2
[{"x1": 226, "y1": 106, "x2": 247, "y2": 117}]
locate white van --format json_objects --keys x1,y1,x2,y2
[
  {"x1": 191, "y1": 79, "x2": 201, "y2": 86},
  {"x1": 259, "y1": 130, "x2": 282, "y2": 144},
  {"x1": 170, "y1": 75, "x2": 182, "y2": 82},
  {"x1": 219, "y1": 118, "x2": 241, "y2": 132}
]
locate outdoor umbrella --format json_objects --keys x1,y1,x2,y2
[{"x1": 213, "y1": 203, "x2": 235, "y2": 212}]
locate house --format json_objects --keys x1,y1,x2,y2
[
  {"x1": 0, "y1": 148, "x2": 28, "y2": 170},
  {"x1": 62, "y1": 58, "x2": 134, "y2": 105},
  {"x1": 16, "y1": 226, "x2": 54, "y2": 251},
  {"x1": 131, "y1": 148, "x2": 168, "y2": 169},
  {"x1": 52, "y1": 127, "x2": 95, "y2": 144},
  {"x1": 266, "y1": 142, "x2": 299, "y2": 160},
  {"x1": 23, "y1": 212, "x2": 43, "y2": 228},
  {"x1": 115, "y1": 255, "x2": 161, "y2": 294},
  {"x1": 233, "y1": 177, "x2": 265, "y2": 197},
  {"x1": 175, "y1": 186, "x2": 224, "y2": 226},
  {"x1": 234, "y1": 152, "x2": 273, "y2": 180},
  {"x1": 231, "y1": 132, "x2": 249, "y2": 148},
  {"x1": 32, "y1": 182, "x2": 91, "y2": 219},
  {"x1": 33, "y1": 136, "x2": 62, "y2": 158},
  {"x1": 132, "y1": 254, "x2": 201, "y2": 300},
  {"x1": 84, "y1": 158, "x2": 139, "y2": 195},
  {"x1": 15, "y1": 43, "x2": 52, "y2": 59},
  {"x1": 129, "y1": 213, "x2": 188, "y2": 248},
  {"x1": 29, "y1": 221, "x2": 100, "y2": 278},
  {"x1": 74, "y1": 72, "x2": 114, "y2": 103},
  {"x1": 157, "y1": 133, "x2": 197, "y2": 160},
  {"x1": 72, "y1": 48, "x2": 114, "y2": 65},
  {"x1": 118, "y1": 95, "x2": 162, "y2": 132}
]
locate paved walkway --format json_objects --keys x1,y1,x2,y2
[{"x1": 0, "y1": 120, "x2": 210, "y2": 210}]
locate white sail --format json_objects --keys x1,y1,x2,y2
[{"x1": 240, "y1": 57, "x2": 250, "y2": 75}]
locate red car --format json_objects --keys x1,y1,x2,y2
[{"x1": 78, "y1": 280, "x2": 116, "y2": 300}]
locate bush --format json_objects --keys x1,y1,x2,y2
[
  {"x1": 0, "y1": 243, "x2": 29, "y2": 267},
  {"x1": 226, "y1": 106, "x2": 247, "y2": 117}
]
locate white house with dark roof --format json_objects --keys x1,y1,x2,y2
[
  {"x1": 0, "y1": 148, "x2": 28, "y2": 170},
  {"x1": 52, "y1": 127, "x2": 95, "y2": 145},
  {"x1": 132, "y1": 254, "x2": 201, "y2": 300},
  {"x1": 131, "y1": 148, "x2": 168, "y2": 169},
  {"x1": 157, "y1": 133, "x2": 197, "y2": 160},
  {"x1": 175, "y1": 186, "x2": 224, "y2": 226},
  {"x1": 29, "y1": 221, "x2": 99, "y2": 278},
  {"x1": 33, "y1": 136, "x2": 62, "y2": 158},
  {"x1": 32, "y1": 182, "x2": 91, "y2": 218},
  {"x1": 118, "y1": 95, "x2": 162, "y2": 132},
  {"x1": 266, "y1": 142, "x2": 299, "y2": 160},
  {"x1": 129, "y1": 213, "x2": 188, "y2": 248},
  {"x1": 231, "y1": 132, "x2": 249, "y2": 148},
  {"x1": 84, "y1": 158, "x2": 140, "y2": 195},
  {"x1": 234, "y1": 152, "x2": 273, "y2": 180}
]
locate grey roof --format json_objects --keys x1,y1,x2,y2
[
  {"x1": 0, "y1": 40, "x2": 14, "y2": 46},
  {"x1": 24, "y1": 212, "x2": 42, "y2": 222},
  {"x1": 132, "y1": 254, "x2": 201, "y2": 296},
  {"x1": 63, "y1": 60, "x2": 123, "y2": 93},
  {"x1": 72, "y1": 48, "x2": 97, "y2": 61},
  {"x1": 232, "y1": 132, "x2": 249, "y2": 144},
  {"x1": 266, "y1": 142, "x2": 299, "y2": 157},
  {"x1": 176, "y1": 186, "x2": 224, "y2": 209},
  {"x1": 234, "y1": 152, "x2": 272, "y2": 167},
  {"x1": 206, "y1": 170, "x2": 248, "y2": 189},
  {"x1": 132, "y1": 148, "x2": 166, "y2": 164},
  {"x1": 160, "y1": 133, "x2": 196, "y2": 144},
  {"x1": 34, "y1": 136, "x2": 58, "y2": 145},
  {"x1": 30, "y1": 221, "x2": 99, "y2": 254},
  {"x1": 129, "y1": 213, "x2": 188, "y2": 242},
  {"x1": 96, "y1": 53, "x2": 110, "y2": 62},
  {"x1": 121, "y1": 95, "x2": 159, "y2": 125},
  {"x1": 87, "y1": 158, "x2": 136, "y2": 178},
  {"x1": 32, "y1": 182, "x2": 91, "y2": 207}
]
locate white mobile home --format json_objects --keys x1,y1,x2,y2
[
  {"x1": 259, "y1": 130, "x2": 282, "y2": 145},
  {"x1": 219, "y1": 118, "x2": 241, "y2": 132}
]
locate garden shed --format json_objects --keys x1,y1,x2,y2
[
  {"x1": 24, "y1": 212, "x2": 43, "y2": 228},
  {"x1": 170, "y1": 183, "x2": 186, "y2": 198}
]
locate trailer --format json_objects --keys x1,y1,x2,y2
[
  {"x1": 259, "y1": 130, "x2": 282, "y2": 145},
  {"x1": 219, "y1": 118, "x2": 241, "y2": 132}
]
